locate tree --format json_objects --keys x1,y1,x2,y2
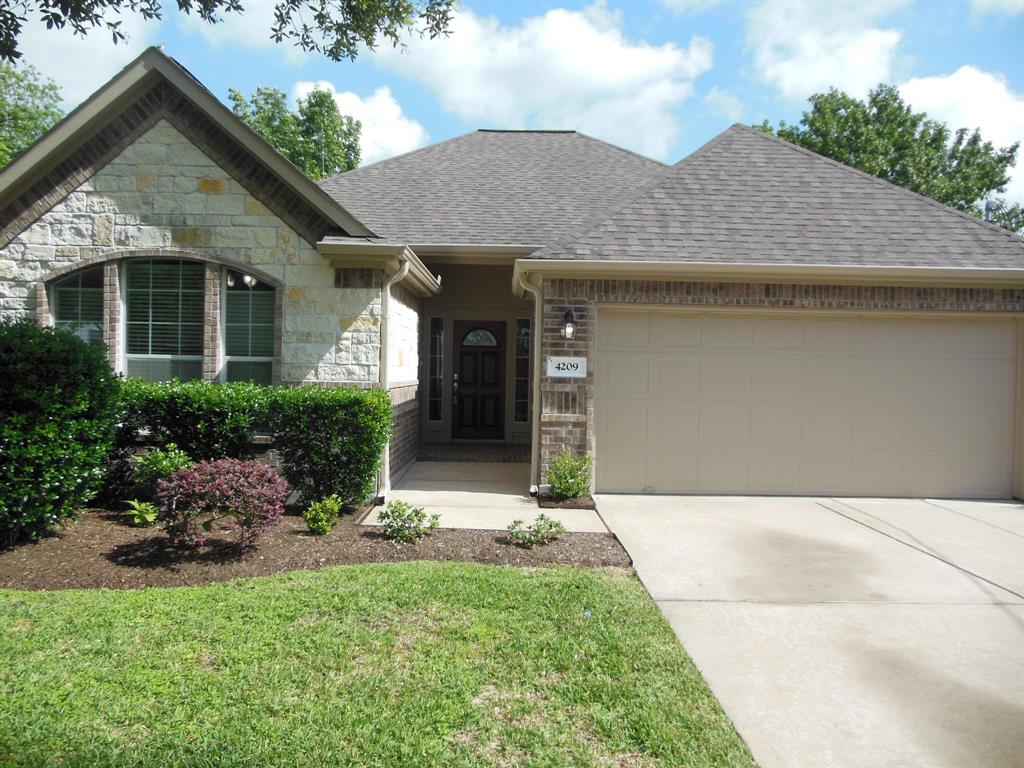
[
  {"x1": 0, "y1": 62, "x2": 62, "y2": 167},
  {"x1": 0, "y1": 0, "x2": 454, "y2": 63},
  {"x1": 756, "y1": 85, "x2": 1023, "y2": 235},
  {"x1": 229, "y1": 86, "x2": 360, "y2": 180}
]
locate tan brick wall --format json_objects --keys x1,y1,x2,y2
[
  {"x1": 389, "y1": 384, "x2": 419, "y2": 483},
  {"x1": 538, "y1": 277, "x2": 1024, "y2": 484}
]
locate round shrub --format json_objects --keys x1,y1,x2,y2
[
  {"x1": 303, "y1": 495, "x2": 341, "y2": 535},
  {"x1": 547, "y1": 451, "x2": 593, "y2": 501},
  {"x1": 156, "y1": 458, "x2": 288, "y2": 548},
  {"x1": 0, "y1": 320, "x2": 119, "y2": 543}
]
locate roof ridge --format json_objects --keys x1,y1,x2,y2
[
  {"x1": 567, "y1": 130, "x2": 668, "y2": 168},
  {"x1": 731, "y1": 123, "x2": 1024, "y2": 245},
  {"x1": 320, "y1": 129, "x2": 480, "y2": 183}
]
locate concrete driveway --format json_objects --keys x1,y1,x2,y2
[{"x1": 598, "y1": 495, "x2": 1024, "y2": 768}]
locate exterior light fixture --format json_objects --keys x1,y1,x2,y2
[
  {"x1": 242, "y1": 274, "x2": 257, "y2": 289},
  {"x1": 560, "y1": 309, "x2": 576, "y2": 340},
  {"x1": 226, "y1": 272, "x2": 236, "y2": 288}
]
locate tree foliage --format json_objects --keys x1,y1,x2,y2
[
  {"x1": 229, "y1": 86, "x2": 360, "y2": 180},
  {"x1": 0, "y1": 62, "x2": 62, "y2": 167},
  {"x1": 757, "y1": 84, "x2": 1023, "y2": 235}
]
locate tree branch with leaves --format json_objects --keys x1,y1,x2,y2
[{"x1": 0, "y1": 61, "x2": 62, "y2": 167}]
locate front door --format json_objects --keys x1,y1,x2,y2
[{"x1": 453, "y1": 321, "x2": 505, "y2": 439}]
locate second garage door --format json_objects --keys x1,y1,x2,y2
[{"x1": 595, "y1": 309, "x2": 1018, "y2": 497}]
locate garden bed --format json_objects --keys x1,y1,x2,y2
[
  {"x1": 537, "y1": 493, "x2": 597, "y2": 510},
  {"x1": 0, "y1": 509, "x2": 630, "y2": 590}
]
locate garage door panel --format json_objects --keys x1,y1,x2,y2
[{"x1": 596, "y1": 310, "x2": 1016, "y2": 497}]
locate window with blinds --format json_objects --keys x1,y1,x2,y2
[
  {"x1": 125, "y1": 260, "x2": 205, "y2": 382},
  {"x1": 514, "y1": 318, "x2": 530, "y2": 422},
  {"x1": 53, "y1": 267, "x2": 103, "y2": 346},
  {"x1": 224, "y1": 269, "x2": 274, "y2": 384}
]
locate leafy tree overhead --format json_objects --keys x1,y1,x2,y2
[
  {"x1": 0, "y1": 0, "x2": 454, "y2": 63},
  {"x1": 0, "y1": 62, "x2": 62, "y2": 167},
  {"x1": 229, "y1": 86, "x2": 360, "y2": 180},
  {"x1": 757, "y1": 84, "x2": 1023, "y2": 235}
]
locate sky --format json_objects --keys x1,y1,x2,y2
[{"x1": 17, "y1": 0, "x2": 1024, "y2": 202}]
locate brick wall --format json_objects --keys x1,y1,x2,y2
[
  {"x1": 538, "y1": 277, "x2": 1024, "y2": 483},
  {"x1": 389, "y1": 384, "x2": 419, "y2": 484}
]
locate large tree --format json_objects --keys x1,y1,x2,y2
[
  {"x1": 229, "y1": 86, "x2": 360, "y2": 180},
  {"x1": 0, "y1": 61, "x2": 62, "y2": 167},
  {"x1": 0, "y1": 0, "x2": 454, "y2": 63},
  {"x1": 756, "y1": 85, "x2": 1023, "y2": 234}
]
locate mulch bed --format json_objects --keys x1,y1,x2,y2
[
  {"x1": 0, "y1": 509, "x2": 631, "y2": 591},
  {"x1": 537, "y1": 493, "x2": 597, "y2": 510}
]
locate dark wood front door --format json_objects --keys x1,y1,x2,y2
[{"x1": 453, "y1": 321, "x2": 505, "y2": 439}]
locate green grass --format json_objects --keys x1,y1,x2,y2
[{"x1": 0, "y1": 563, "x2": 754, "y2": 768}]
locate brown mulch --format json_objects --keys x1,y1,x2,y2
[
  {"x1": 0, "y1": 509, "x2": 631, "y2": 591},
  {"x1": 537, "y1": 494, "x2": 597, "y2": 510}
]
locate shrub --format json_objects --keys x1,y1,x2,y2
[
  {"x1": 156, "y1": 459, "x2": 288, "y2": 548},
  {"x1": 132, "y1": 443, "x2": 194, "y2": 498},
  {"x1": 376, "y1": 500, "x2": 439, "y2": 543},
  {"x1": 0, "y1": 320, "x2": 120, "y2": 542},
  {"x1": 124, "y1": 499, "x2": 159, "y2": 526},
  {"x1": 268, "y1": 386, "x2": 391, "y2": 506},
  {"x1": 304, "y1": 496, "x2": 341, "y2": 535},
  {"x1": 507, "y1": 514, "x2": 567, "y2": 549},
  {"x1": 547, "y1": 451, "x2": 593, "y2": 500}
]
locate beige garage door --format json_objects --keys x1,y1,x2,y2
[{"x1": 595, "y1": 309, "x2": 1019, "y2": 497}]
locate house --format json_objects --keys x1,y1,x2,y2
[{"x1": 1, "y1": 47, "x2": 1022, "y2": 500}]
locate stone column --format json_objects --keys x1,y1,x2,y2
[
  {"x1": 203, "y1": 263, "x2": 221, "y2": 381},
  {"x1": 103, "y1": 261, "x2": 121, "y2": 372}
]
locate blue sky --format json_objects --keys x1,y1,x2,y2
[{"x1": 18, "y1": 0, "x2": 1024, "y2": 200}]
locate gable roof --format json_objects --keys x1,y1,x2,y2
[
  {"x1": 532, "y1": 124, "x2": 1024, "y2": 270},
  {"x1": 319, "y1": 130, "x2": 666, "y2": 248},
  {"x1": 0, "y1": 46, "x2": 374, "y2": 245}
]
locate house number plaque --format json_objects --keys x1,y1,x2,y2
[{"x1": 546, "y1": 356, "x2": 587, "y2": 378}]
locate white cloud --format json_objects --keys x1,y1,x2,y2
[
  {"x1": 18, "y1": 13, "x2": 160, "y2": 106},
  {"x1": 292, "y1": 81, "x2": 429, "y2": 165},
  {"x1": 370, "y1": 2, "x2": 713, "y2": 160},
  {"x1": 745, "y1": 1, "x2": 905, "y2": 102},
  {"x1": 703, "y1": 86, "x2": 744, "y2": 121},
  {"x1": 176, "y1": 0, "x2": 307, "y2": 64},
  {"x1": 900, "y1": 66, "x2": 1024, "y2": 205},
  {"x1": 971, "y1": 0, "x2": 1024, "y2": 15},
  {"x1": 661, "y1": 0, "x2": 721, "y2": 13}
]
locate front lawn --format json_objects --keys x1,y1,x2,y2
[{"x1": 0, "y1": 562, "x2": 754, "y2": 767}]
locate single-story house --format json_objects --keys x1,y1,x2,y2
[{"x1": 1, "y1": 47, "x2": 1022, "y2": 500}]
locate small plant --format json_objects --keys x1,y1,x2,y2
[
  {"x1": 547, "y1": 451, "x2": 593, "y2": 500},
  {"x1": 377, "y1": 500, "x2": 439, "y2": 543},
  {"x1": 304, "y1": 495, "x2": 342, "y2": 535},
  {"x1": 133, "y1": 443, "x2": 193, "y2": 497},
  {"x1": 124, "y1": 499, "x2": 159, "y2": 526},
  {"x1": 507, "y1": 514, "x2": 567, "y2": 549},
  {"x1": 156, "y1": 459, "x2": 288, "y2": 548}
]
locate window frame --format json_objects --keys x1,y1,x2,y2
[
  {"x1": 219, "y1": 266, "x2": 276, "y2": 384},
  {"x1": 426, "y1": 316, "x2": 444, "y2": 422},
  {"x1": 51, "y1": 266, "x2": 104, "y2": 347}
]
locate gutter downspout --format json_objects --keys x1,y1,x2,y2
[
  {"x1": 379, "y1": 256, "x2": 411, "y2": 501},
  {"x1": 517, "y1": 270, "x2": 543, "y2": 495}
]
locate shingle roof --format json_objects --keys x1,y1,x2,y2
[
  {"x1": 533, "y1": 124, "x2": 1024, "y2": 269},
  {"x1": 319, "y1": 130, "x2": 666, "y2": 246}
]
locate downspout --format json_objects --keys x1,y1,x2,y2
[
  {"x1": 517, "y1": 270, "x2": 544, "y2": 495},
  {"x1": 379, "y1": 256, "x2": 411, "y2": 500}
]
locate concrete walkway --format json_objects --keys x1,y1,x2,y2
[
  {"x1": 598, "y1": 495, "x2": 1024, "y2": 768},
  {"x1": 362, "y1": 461, "x2": 607, "y2": 532}
]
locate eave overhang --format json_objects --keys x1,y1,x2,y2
[{"x1": 318, "y1": 239, "x2": 441, "y2": 296}]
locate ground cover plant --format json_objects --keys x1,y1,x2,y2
[
  {"x1": 0, "y1": 563, "x2": 754, "y2": 768},
  {"x1": 508, "y1": 514, "x2": 568, "y2": 548}
]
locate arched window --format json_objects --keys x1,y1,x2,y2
[
  {"x1": 224, "y1": 268, "x2": 274, "y2": 384},
  {"x1": 461, "y1": 328, "x2": 498, "y2": 347},
  {"x1": 52, "y1": 267, "x2": 103, "y2": 346}
]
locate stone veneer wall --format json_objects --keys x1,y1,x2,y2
[
  {"x1": 389, "y1": 384, "x2": 419, "y2": 484},
  {"x1": 388, "y1": 282, "x2": 420, "y2": 386},
  {"x1": 0, "y1": 119, "x2": 381, "y2": 385},
  {"x1": 539, "y1": 277, "x2": 1024, "y2": 484}
]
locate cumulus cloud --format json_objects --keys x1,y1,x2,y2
[
  {"x1": 703, "y1": 86, "x2": 744, "y2": 121},
  {"x1": 18, "y1": 13, "x2": 159, "y2": 107},
  {"x1": 900, "y1": 66, "x2": 1024, "y2": 204},
  {"x1": 176, "y1": 0, "x2": 307, "y2": 64},
  {"x1": 369, "y1": 2, "x2": 713, "y2": 160},
  {"x1": 745, "y1": 0, "x2": 906, "y2": 102},
  {"x1": 971, "y1": 0, "x2": 1024, "y2": 15},
  {"x1": 293, "y1": 82, "x2": 429, "y2": 165}
]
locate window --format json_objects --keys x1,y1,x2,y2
[
  {"x1": 461, "y1": 328, "x2": 498, "y2": 347},
  {"x1": 427, "y1": 317, "x2": 443, "y2": 421},
  {"x1": 125, "y1": 260, "x2": 205, "y2": 382},
  {"x1": 514, "y1": 319, "x2": 530, "y2": 422},
  {"x1": 224, "y1": 269, "x2": 274, "y2": 384},
  {"x1": 52, "y1": 267, "x2": 103, "y2": 346}
]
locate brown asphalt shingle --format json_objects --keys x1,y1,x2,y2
[
  {"x1": 319, "y1": 129, "x2": 666, "y2": 246},
  {"x1": 533, "y1": 124, "x2": 1024, "y2": 269}
]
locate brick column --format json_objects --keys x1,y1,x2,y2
[
  {"x1": 103, "y1": 261, "x2": 121, "y2": 372},
  {"x1": 203, "y1": 264, "x2": 221, "y2": 381}
]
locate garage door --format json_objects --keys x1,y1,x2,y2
[{"x1": 595, "y1": 309, "x2": 1019, "y2": 497}]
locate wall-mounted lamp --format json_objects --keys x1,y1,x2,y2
[
  {"x1": 560, "y1": 309, "x2": 576, "y2": 340},
  {"x1": 242, "y1": 274, "x2": 257, "y2": 289}
]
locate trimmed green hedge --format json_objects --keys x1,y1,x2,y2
[
  {"x1": 0, "y1": 320, "x2": 120, "y2": 542},
  {"x1": 115, "y1": 380, "x2": 392, "y2": 507}
]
